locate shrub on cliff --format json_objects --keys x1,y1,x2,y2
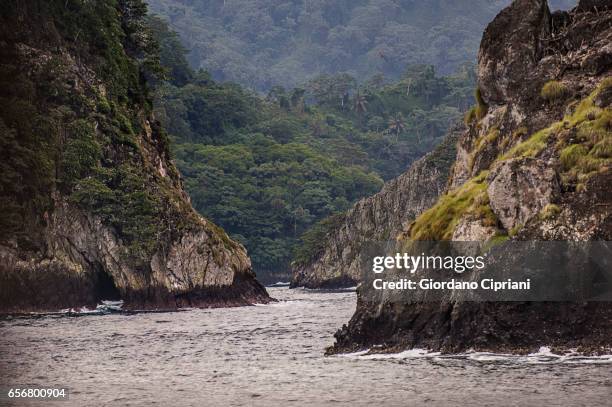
[
  {"x1": 474, "y1": 88, "x2": 489, "y2": 119},
  {"x1": 406, "y1": 172, "x2": 496, "y2": 241},
  {"x1": 60, "y1": 120, "x2": 102, "y2": 189},
  {"x1": 464, "y1": 106, "x2": 478, "y2": 124},
  {"x1": 464, "y1": 88, "x2": 488, "y2": 124},
  {"x1": 560, "y1": 144, "x2": 588, "y2": 170},
  {"x1": 539, "y1": 203, "x2": 561, "y2": 220},
  {"x1": 541, "y1": 80, "x2": 568, "y2": 102}
]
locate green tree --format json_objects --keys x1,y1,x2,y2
[
  {"x1": 387, "y1": 113, "x2": 407, "y2": 140},
  {"x1": 148, "y1": 17, "x2": 476, "y2": 278},
  {"x1": 353, "y1": 90, "x2": 368, "y2": 115}
]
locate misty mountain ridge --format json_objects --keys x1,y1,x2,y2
[{"x1": 146, "y1": 0, "x2": 578, "y2": 91}]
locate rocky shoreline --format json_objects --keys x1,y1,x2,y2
[
  {"x1": 327, "y1": 301, "x2": 612, "y2": 356},
  {"x1": 321, "y1": 0, "x2": 612, "y2": 355}
]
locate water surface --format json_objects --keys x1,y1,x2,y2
[{"x1": 1, "y1": 287, "x2": 611, "y2": 406}]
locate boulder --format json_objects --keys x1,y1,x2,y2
[{"x1": 486, "y1": 157, "x2": 560, "y2": 231}]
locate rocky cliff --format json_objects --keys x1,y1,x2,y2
[
  {"x1": 0, "y1": 1, "x2": 270, "y2": 312},
  {"x1": 328, "y1": 0, "x2": 612, "y2": 354},
  {"x1": 290, "y1": 128, "x2": 459, "y2": 288}
]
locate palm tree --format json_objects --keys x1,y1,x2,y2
[
  {"x1": 405, "y1": 78, "x2": 412, "y2": 96},
  {"x1": 387, "y1": 113, "x2": 406, "y2": 141},
  {"x1": 353, "y1": 91, "x2": 368, "y2": 115}
]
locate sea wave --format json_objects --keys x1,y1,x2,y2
[
  {"x1": 267, "y1": 281, "x2": 291, "y2": 287},
  {"x1": 60, "y1": 300, "x2": 124, "y2": 315},
  {"x1": 339, "y1": 346, "x2": 612, "y2": 364}
]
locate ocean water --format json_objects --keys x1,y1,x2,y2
[{"x1": 0, "y1": 287, "x2": 611, "y2": 406}]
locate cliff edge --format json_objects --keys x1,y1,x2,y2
[
  {"x1": 329, "y1": 0, "x2": 612, "y2": 354},
  {"x1": 0, "y1": 1, "x2": 270, "y2": 312}
]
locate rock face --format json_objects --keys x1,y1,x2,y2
[
  {"x1": 576, "y1": 0, "x2": 612, "y2": 12},
  {"x1": 328, "y1": 0, "x2": 612, "y2": 354},
  {"x1": 290, "y1": 129, "x2": 459, "y2": 288},
  {"x1": 0, "y1": 1, "x2": 269, "y2": 312},
  {"x1": 478, "y1": 0, "x2": 552, "y2": 106},
  {"x1": 487, "y1": 157, "x2": 560, "y2": 231}
]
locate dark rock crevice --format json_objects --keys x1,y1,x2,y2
[{"x1": 94, "y1": 266, "x2": 122, "y2": 302}]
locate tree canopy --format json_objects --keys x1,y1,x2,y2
[
  {"x1": 146, "y1": 0, "x2": 576, "y2": 91},
  {"x1": 149, "y1": 17, "x2": 477, "y2": 279}
]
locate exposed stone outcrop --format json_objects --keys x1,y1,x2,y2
[
  {"x1": 451, "y1": 215, "x2": 497, "y2": 241},
  {"x1": 445, "y1": 0, "x2": 612, "y2": 238},
  {"x1": 520, "y1": 171, "x2": 611, "y2": 240},
  {"x1": 1, "y1": 198, "x2": 269, "y2": 311},
  {"x1": 0, "y1": 1, "x2": 270, "y2": 312},
  {"x1": 329, "y1": 0, "x2": 612, "y2": 355},
  {"x1": 478, "y1": 0, "x2": 552, "y2": 106},
  {"x1": 486, "y1": 157, "x2": 560, "y2": 231},
  {"x1": 290, "y1": 128, "x2": 459, "y2": 288}
]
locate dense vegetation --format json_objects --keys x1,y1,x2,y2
[
  {"x1": 149, "y1": 17, "x2": 476, "y2": 277},
  {"x1": 146, "y1": 0, "x2": 576, "y2": 91},
  {"x1": 407, "y1": 78, "x2": 612, "y2": 243},
  {"x1": 0, "y1": 0, "x2": 200, "y2": 267}
]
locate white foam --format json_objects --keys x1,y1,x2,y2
[
  {"x1": 54, "y1": 300, "x2": 125, "y2": 315},
  {"x1": 268, "y1": 282, "x2": 290, "y2": 287},
  {"x1": 338, "y1": 350, "x2": 370, "y2": 357},
  {"x1": 338, "y1": 348, "x2": 440, "y2": 359},
  {"x1": 361, "y1": 348, "x2": 441, "y2": 359},
  {"x1": 254, "y1": 300, "x2": 301, "y2": 307},
  {"x1": 338, "y1": 346, "x2": 612, "y2": 364},
  {"x1": 529, "y1": 346, "x2": 554, "y2": 356}
]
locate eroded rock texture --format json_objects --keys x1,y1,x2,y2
[
  {"x1": 328, "y1": 0, "x2": 612, "y2": 354},
  {"x1": 487, "y1": 157, "x2": 560, "y2": 231}
]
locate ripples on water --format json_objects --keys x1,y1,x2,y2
[{"x1": 1, "y1": 287, "x2": 611, "y2": 406}]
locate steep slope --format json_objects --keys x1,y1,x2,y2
[
  {"x1": 290, "y1": 128, "x2": 459, "y2": 288},
  {"x1": 328, "y1": 0, "x2": 612, "y2": 354},
  {"x1": 0, "y1": 1, "x2": 270, "y2": 312}
]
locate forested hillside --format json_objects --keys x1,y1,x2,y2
[
  {"x1": 149, "y1": 17, "x2": 475, "y2": 279},
  {"x1": 146, "y1": 0, "x2": 576, "y2": 91},
  {"x1": 0, "y1": 0, "x2": 269, "y2": 311}
]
